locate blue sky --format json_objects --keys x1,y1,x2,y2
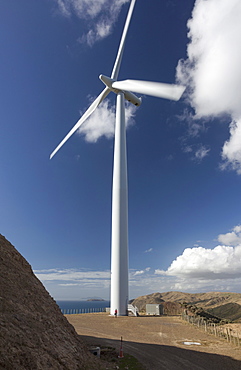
[{"x1": 1, "y1": 0, "x2": 241, "y2": 300}]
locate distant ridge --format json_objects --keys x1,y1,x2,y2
[
  {"x1": 0, "y1": 234, "x2": 102, "y2": 369},
  {"x1": 131, "y1": 291, "x2": 241, "y2": 322}
]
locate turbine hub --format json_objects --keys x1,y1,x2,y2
[
  {"x1": 99, "y1": 74, "x2": 142, "y2": 107},
  {"x1": 99, "y1": 74, "x2": 118, "y2": 92}
]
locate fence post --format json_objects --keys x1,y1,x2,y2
[
  {"x1": 232, "y1": 330, "x2": 235, "y2": 345},
  {"x1": 227, "y1": 328, "x2": 230, "y2": 342},
  {"x1": 218, "y1": 326, "x2": 221, "y2": 338},
  {"x1": 235, "y1": 333, "x2": 238, "y2": 347}
]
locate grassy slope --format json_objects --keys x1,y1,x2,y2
[{"x1": 207, "y1": 303, "x2": 241, "y2": 322}]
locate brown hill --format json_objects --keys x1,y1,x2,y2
[
  {"x1": 132, "y1": 291, "x2": 241, "y2": 321},
  {"x1": 153, "y1": 291, "x2": 241, "y2": 307},
  {"x1": 0, "y1": 234, "x2": 103, "y2": 369},
  {"x1": 131, "y1": 292, "x2": 164, "y2": 312},
  {"x1": 131, "y1": 293, "x2": 178, "y2": 313}
]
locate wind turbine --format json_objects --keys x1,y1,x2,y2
[{"x1": 50, "y1": 0, "x2": 185, "y2": 316}]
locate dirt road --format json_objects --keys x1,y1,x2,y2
[{"x1": 67, "y1": 313, "x2": 241, "y2": 369}]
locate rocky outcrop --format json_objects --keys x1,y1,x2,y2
[{"x1": 0, "y1": 234, "x2": 102, "y2": 369}]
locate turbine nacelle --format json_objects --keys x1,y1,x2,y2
[{"x1": 99, "y1": 74, "x2": 142, "y2": 107}]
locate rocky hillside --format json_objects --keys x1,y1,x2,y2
[
  {"x1": 0, "y1": 234, "x2": 104, "y2": 369},
  {"x1": 132, "y1": 291, "x2": 241, "y2": 322}
]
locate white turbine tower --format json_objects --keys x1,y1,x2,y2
[{"x1": 50, "y1": 0, "x2": 185, "y2": 316}]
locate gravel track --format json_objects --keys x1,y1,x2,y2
[{"x1": 67, "y1": 313, "x2": 241, "y2": 369}]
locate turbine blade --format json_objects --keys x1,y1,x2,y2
[
  {"x1": 111, "y1": 0, "x2": 136, "y2": 80},
  {"x1": 50, "y1": 87, "x2": 110, "y2": 159},
  {"x1": 112, "y1": 80, "x2": 186, "y2": 101}
]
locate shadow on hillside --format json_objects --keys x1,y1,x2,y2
[{"x1": 80, "y1": 334, "x2": 241, "y2": 370}]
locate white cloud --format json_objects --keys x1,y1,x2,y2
[
  {"x1": 156, "y1": 245, "x2": 241, "y2": 280},
  {"x1": 221, "y1": 119, "x2": 241, "y2": 174},
  {"x1": 155, "y1": 225, "x2": 241, "y2": 289},
  {"x1": 176, "y1": 0, "x2": 241, "y2": 174},
  {"x1": 35, "y1": 253, "x2": 241, "y2": 299},
  {"x1": 234, "y1": 225, "x2": 241, "y2": 233},
  {"x1": 34, "y1": 268, "x2": 110, "y2": 282},
  {"x1": 34, "y1": 268, "x2": 111, "y2": 299},
  {"x1": 144, "y1": 248, "x2": 153, "y2": 253},
  {"x1": 78, "y1": 98, "x2": 137, "y2": 142},
  {"x1": 34, "y1": 228, "x2": 241, "y2": 300},
  {"x1": 134, "y1": 270, "x2": 145, "y2": 276},
  {"x1": 137, "y1": 226, "x2": 241, "y2": 293},
  {"x1": 194, "y1": 145, "x2": 210, "y2": 161},
  {"x1": 181, "y1": 143, "x2": 210, "y2": 162},
  {"x1": 55, "y1": 0, "x2": 130, "y2": 46},
  {"x1": 182, "y1": 145, "x2": 193, "y2": 154},
  {"x1": 218, "y1": 225, "x2": 241, "y2": 246},
  {"x1": 165, "y1": 278, "x2": 240, "y2": 294},
  {"x1": 55, "y1": 0, "x2": 70, "y2": 17},
  {"x1": 133, "y1": 267, "x2": 150, "y2": 276},
  {"x1": 59, "y1": 283, "x2": 79, "y2": 286},
  {"x1": 178, "y1": 109, "x2": 206, "y2": 138},
  {"x1": 35, "y1": 267, "x2": 162, "y2": 300}
]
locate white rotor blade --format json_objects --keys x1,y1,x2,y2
[
  {"x1": 112, "y1": 80, "x2": 186, "y2": 101},
  {"x1": 111, "y1": 0, "x2": 136, "y2": 80},
  {"x1": 50, "y1": 87, "x2": 110, "y2": 159}
]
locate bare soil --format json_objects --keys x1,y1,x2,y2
[{"x1": 67, "y1": 313, "x2": 241, "y2": 370}]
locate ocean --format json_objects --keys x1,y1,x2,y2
[{"x1": 56, "y1": 300, "x2": 110, "y2": 315}]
